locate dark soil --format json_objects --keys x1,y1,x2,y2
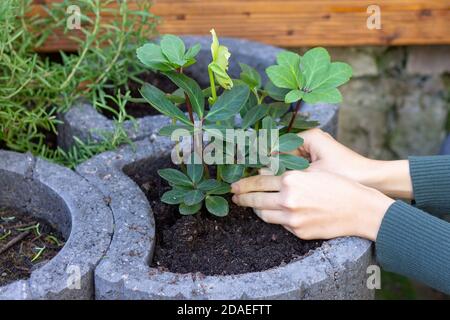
[
  {"x1": 127, "y1": 161, "x2": 323, "y2": 276},
  {"x1": 0, "y1": 209, "x2": 65, "y2": 286},
  {"x1": 102, "y1": 71, "x2": 186, "y2": 119}
]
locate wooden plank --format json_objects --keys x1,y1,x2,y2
[{"x1": 30, "y1": 0, "x2": 450, "y2": 51}]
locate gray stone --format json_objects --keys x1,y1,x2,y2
[
  {"x1": 406, "y1": 46, "x2": 450, "y2": 76},
  {"x1": 76, "y1": 109, "x2": 374, "y2": 300},
  {"x1": 326, "y1": 47, "x2": 379, "y2": 77},
  {"x1": 0, "y1": 151, "x2": 113, "y2": 300},
  {"x1": 58, "y1": 36, "x2": 338, "y2": 150}
]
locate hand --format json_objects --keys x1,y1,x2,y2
[
  {"x1": 231, "y1": 169, "x2": 395, "y2": 241},
  {"x1": 295, "y1": 129, "x2": 413, "y2": 199}
]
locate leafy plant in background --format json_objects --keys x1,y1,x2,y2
[
  {"x1": 136, "y1": 30, "x2": 352, "y2": 216},
  {"x1": 0, "y1": 0, "x2": 157, "y2": 168}
]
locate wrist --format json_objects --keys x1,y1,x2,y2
[
  {"x1": 355, "y1": 187, "x2": 395, "y2": 241},
  {"x1": 361, "y1": 160, "x2": 413, "y2": 199}
]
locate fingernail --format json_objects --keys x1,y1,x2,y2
[{"x1": 231, "y1": 183, "x2": 239, "y2": 193}]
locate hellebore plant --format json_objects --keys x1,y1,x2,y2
[{"x1": 136, "y1": 30, "x2": 352, "y2": 217}]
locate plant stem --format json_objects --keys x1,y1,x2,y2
[
  {"x1": 287, "y1": 100, "x2": 302, "y2": 132},
  {"x1": 208, "y1": 66, "x2": 217, "y2": 104}
]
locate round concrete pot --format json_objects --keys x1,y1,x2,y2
[
  {"x1": 0, "y1": 151, "x2": 113, "y2": 300},
  {"x1": 58, "y1": 36, "x2": 338, "y2": 150},
  {"x1": 76, "y1": 111, "x2": 375, "y2": 300}
]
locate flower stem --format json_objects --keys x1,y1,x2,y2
[
  {"x1": 287, "y1": 100, "x2": 302, "y2": 132},
  {"x1": 208, "y1": 66, "x2": 217, "y2": 104}
]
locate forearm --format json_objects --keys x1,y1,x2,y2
[
  {"x1": 362, "y1": 160, "x2": 413, "y2": 199},
  {"x1": 376, "y1": 201, "x2": 450, "y2": 294}
]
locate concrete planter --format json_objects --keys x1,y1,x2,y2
[
  {"x1": 76, "y1": 111, "x2": 375, "y2": 300},
  {"x1": 58, "y1": 36, "x2": 338, "y2": 150},
  {"x1": 0, "y1": 151, "x2": 113, "y2": 300}
]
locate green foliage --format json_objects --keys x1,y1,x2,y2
[
  {"x1": 0, "y1": 0, "x2": 158, "y2": 167},
  {"x1": 136, "y1": 31, "x2": 352, "y2": 217}
]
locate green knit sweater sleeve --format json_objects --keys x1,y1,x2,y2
[
  {"x1": 376, "y1": 201, "x2": 450, "y2": 294},
  {"x1": 409, "y1": 155, "x2": 450, "y2": 216}
]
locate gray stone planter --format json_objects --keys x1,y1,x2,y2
[
  {"x1": 58, "y1": 36, "x2": 338, "y2": 150},
  {"x1": 0, "y1": 151, "x2": 113, "y2": 300},
  {"x1": 76, "y1": 112, "x2": 375, "y2": 300}
]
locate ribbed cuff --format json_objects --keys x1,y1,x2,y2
[
  {"x1": 409, "y1": 155, "x2": 450, "y2": 215},
  {"x1": 376, "y1": 201, "x2": 450, "y2": 294}
]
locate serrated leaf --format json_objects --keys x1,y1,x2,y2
[
  {"x1": 241, "y1": 104, "x2": 269, "y2": 129},
  {"x1": 136, "y1": 43, "x2": 173, "y2": 72},
  {"x1": 266, "y1": 65, "x2": 298, "y2": 90},
  {"x1": 161, "y1": 189, "x2": 186, "y2": 204},
  {"x1": 239, "y1": 63, "x2": 261, "y2": 89},
  {"x1": 206, "y1": 85, "x2": 250, "y2": 121},
  {"x1": 278, "y1": 134, "x2": 304, "y2": 152},
  {"x1": 303, "y1": 88, "x2": 342, "y2": 104},
  {"x1": 158, "y1": 168, "x2": 193, "y2": 187},
  {"x1": 160, "y1": 34, "x2": 186, "y2": 66},
  {"x1": 301, "y1": 47, "x2": 330, "y2": 89},
  {"x1": 220, "y1": 164, "x2": 245, "y2": 183},
  {"x1": 284, "y1": 89, "x2": 304, "y2": 104},
  {"x1": 164, "y1": 72, "x2": 204, "y2": 118},
  {"x1": 184, "y1": 189, "x2": 205, "y2": 205},
  {"x1": 179, "y1": 203, "x2": 202, "y2": 215},
  {"x1": 279, "y1": 154, "x2": 309, "y2": 170},
  {"x1": 205, "y1": 196, "x2": 229, "y2": 217},
  {"x1": 265, "y1": 80, "x2": 290, "y2": 101},
  {"x1": 140, "y1": 84, "x2": 192, "y2": 125}
]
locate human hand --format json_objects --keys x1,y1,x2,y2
[
  {"x1": 231, "y1": 169, "x2": 395, "y2": 241},
  {"x1": 295, "y1": 129, "x2": 413, "y2": 199}
]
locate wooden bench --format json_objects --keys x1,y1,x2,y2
[{"x1": 32, "y1": 0, "x2": 450, "y2": 52}]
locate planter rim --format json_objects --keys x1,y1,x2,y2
[
  {"x1": 77, "y1": 134, "x2": 373, "y2": 299},
  {"x1": 0, "y1": 151, "x2": 113, "y2": 300}
]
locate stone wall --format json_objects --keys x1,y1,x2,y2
[{"x1": 293, "y1": 46, "x2": 450, "y2": 160}]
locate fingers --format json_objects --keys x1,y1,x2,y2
[
  {"x1": 231, "y1": 175, "x2": 282, "y2": 194},
  {"x1": 254, "y1": 209, "x2": 292, "y2": 225},
  {"x1": 232, "y1": 192, "x2": 282, "y2": 210}
]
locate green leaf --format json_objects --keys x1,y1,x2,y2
[
  {"x1": 315, "y1": 62, "x2": 352, "y2": 90},
  {"x1": 158, "y1": 168, "x2": 193, "y2": 187},
  {"x1": 278, "y1": 133, "x2": 304, "y2": 152},
  {"x1": 160, "y1": 34, "x2": 186, "y2": 66},
  {"x1": 276, "y1": 51, "x2": 303, "y2": 88},
  {"x1": 197, "y1": 179, "x2": 222, "y2": 192},
  {"x1": 220, "y1": 164, "x2": 245, "y2": 183},
  {"x1": 206, "y1": 85, "x2": 250, "y2": 121},
  {"x1": 265, "y1": 80, "x2": 290, "y2": 101},
  {"x1": 279, "y1": 154, "x2": 309, "y2": 170},
  {"x1": 185, "y1": 43, "x2": 201, "y2": 60},
  {"x1": 205, "y1": 196, "x2": 229, "y2": 217},
  {"x1": 158, "y1": 125, "x2": 193, "y2": 137},
  {"x1": 187, "y1": 162, "x2": 204, "y2": 184},
  {"x1": 208, "y1": 183, "x2": 231, "y2": 195},
  {"x1": 284, "y1": 89, "x2": 304, "y2": 104},
  {"x1": 140, "y1": 84, "x2": 192, "y2": 126},
  {"x1": 184, "y1": 190, "x2": 205, "y2": 206},
  {"x1": 262, "y1": 116, "x2": 276, "y2": 130},
  {"x1": 161, "y1": 189, "x2": 186, "y2": 204},
  {"x1": 268, "y1": 102, "x2": 290, "y2": 119},
  {"x1": 179, "y1": 203, "x2": 202, "y2": 215},
  {"x1": 239, "y1": 63, "x2": 261, "y2": 89},
  {"x1": 301, "y1": 47, "x2": 330, "y2": 89},
  {"x1": 241, "y1": 104, "x2": 269, "y2": 129},
  {"x1": 303, "y1": 88, "x2": 342, "y2": 104},
  {"x1": 209, "y1": 62, "x2": 233, "y2": 90},
  {"x1": 266, "y1": 65, "x2": 298, "y2": 89},
  {"x1": 240, "y1": 90, "x2": 258, "y2": 118},
  {"x1": 136, "y1": 43, "x2": 173, "y2": 72},
  {"x1": 164, "y1": 72, "x2": 204, "y2": 118}
]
